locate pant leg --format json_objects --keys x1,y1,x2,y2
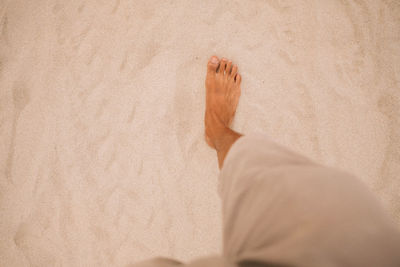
[
  {"x1": 218, "y1": 133, "x2": 400, "y2": 267},
  {"x1": 128, "y1": 257, "x2": 183, "y2": 267}
]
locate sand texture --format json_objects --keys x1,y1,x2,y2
[{"x1": 1, "y1": 0, "x2": 399, "y2": 266}]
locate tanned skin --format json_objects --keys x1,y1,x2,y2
[{"x1": 204, "y1": 56, "x2": 243, "y2": 169}]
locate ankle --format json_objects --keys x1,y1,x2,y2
[
  {"x1": 213, "y1": 127, "x2": 239, "y2": 152},
  {"x1": 215, "y1": 128, "x2": 243, "y2": 169}
]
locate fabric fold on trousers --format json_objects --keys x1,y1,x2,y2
[{"x1": 219, "y1": 133, "x2": 400, "y2": 267}]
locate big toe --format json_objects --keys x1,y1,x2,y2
[{"x1": 207, "y1": 56, "x2": 219, "y2": 73}]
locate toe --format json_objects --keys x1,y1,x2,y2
[
  {"x1": 219, "y1": 58, "x2": 227, "y2": 74},
  {"x1": 207, "y1": 56, "x2": 219, "y2": 73},
  {"x1": 231, "y1": 65, "x2": 238, "y2": 78},
  {"x1": 226, "y1": 61, "x2": 232, "y2": 76},
  {"x1": 235, "y1": 73, "x2": 242, "y2": 85}
]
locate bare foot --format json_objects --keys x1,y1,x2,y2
[{"x1": 204, "y1": 56, "x2": 241, "y2": 149}]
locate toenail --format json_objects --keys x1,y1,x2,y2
[{"x1": 211, "y1": 57, "x2": 218, "y2": 64}]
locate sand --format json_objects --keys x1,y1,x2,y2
[{"x1": 0, "y1": 0, "x2": 399, "y2": 266}]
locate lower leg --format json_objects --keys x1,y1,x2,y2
[{"x1": 214, "y1": 127, "x2": 242, "y2": 169}]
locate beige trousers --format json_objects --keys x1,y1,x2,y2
[{"x1": 131, "y1": 133, "x2": 400, "y2": 267}]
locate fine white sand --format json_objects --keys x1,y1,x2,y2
[{"x1": 1, "y1": 0, "x2": 399, "y2": 266}]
